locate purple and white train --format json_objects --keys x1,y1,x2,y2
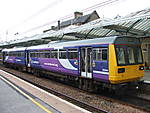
[{"x1": 1, "y1": 36, "x2": 144, "y2": 92}]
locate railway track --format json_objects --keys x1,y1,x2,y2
[
  {"x1": 114, "y1": 95, "x2": 150, "y2": 112},
  {"x1": 0, "y1": 65, "x2": 150, "y2": 113},
  {"x1": 95, "y1": 90, "x2": 150, "y2": 113},
  {"x1": 100, "y1": 83, "x2": 150, "y2": 112},
  {"x1": 28, "y1": 80, "x2": 108, "y2": 113}
]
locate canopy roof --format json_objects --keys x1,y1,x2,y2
[{"x1": 0, "y1": 8, "x2": 149, "y2": 48}]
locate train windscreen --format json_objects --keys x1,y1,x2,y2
[{"x1": 115, "y1": 45, "x2": 143, "y2": 66}]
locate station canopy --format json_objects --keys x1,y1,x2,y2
[{"x1": 0, "y1": 8, "x2": 150, "y2": 48}]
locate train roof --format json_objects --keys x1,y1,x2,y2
[
  {"x1": 26, "y1": 44, "x2": 48, "y2": 50},
  {"x1": 2, "y1": 47, "x2": 27, "y2": 52},
  {"x1": 50, "y1": 36, "x2": 118, "y2": 48},
  {"x1": 46, "y1": 36, "x2": 139, "y2": 49},
  {"x1": 26, "y1": 36, "x2": 140, "y2": 50},
  {"x1": 2, "y1": 36, "x2": 140, "y2": 51},
  {"x1": 26, "y1": 36, "x2": 117, "y2": 50}
]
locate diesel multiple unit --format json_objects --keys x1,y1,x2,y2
[{"x1": 1, "y1": 36, "x2": 144, "y2": 92}]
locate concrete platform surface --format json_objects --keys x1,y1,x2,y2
[
  {"x1": 143, "y1": 70, "x2": 150, "y2": 83},
  {"x1": 0, "y1": 75, "x2": 59, "y2": 113},
  {"x1": 0, "y1": 70, "x2": 91, "y2": 113}
]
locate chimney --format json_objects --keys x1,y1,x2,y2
[
  {"x1": 58, "y1": 20, "x2": 61, "y2": 30},
  {"x1": 74, "y1": 11, "x2": 83, "y2": 19}
]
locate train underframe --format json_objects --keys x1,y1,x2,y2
[{"x1": 3, "y1": 62, "x2": 143, "y2": 94}]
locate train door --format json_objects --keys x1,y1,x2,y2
[
  {"x1": 2, "y1": 52, "x2": 5, "y2": 64},
  {"x1": 80, "y1": 47, "x2": 92, "y2": 78},
  {"x1": 26, "y1": 51, "x2": 30, "y2": 67}
]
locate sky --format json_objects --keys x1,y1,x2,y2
[{"x1": 0, "y1": 0, "x2": 149, "y2": 42}]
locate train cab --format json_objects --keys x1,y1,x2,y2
[{"x1": 109, "y1": 37, "x2": 144, "y2": 84}]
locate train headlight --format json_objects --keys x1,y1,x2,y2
[
  {"x1": 139, "y1": 66, "x2": 144, "y2": 70},
  {"x1": 118, "y1": 68, "x2": 125, "y2": 73}
]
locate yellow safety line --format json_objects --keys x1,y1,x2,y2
[{"x1": 0, "y1": 76, "x2": 52, "y2": 113}]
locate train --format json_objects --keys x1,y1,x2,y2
[{"x1": 0, "y1": 36, "x2": 144, "y2": 92}]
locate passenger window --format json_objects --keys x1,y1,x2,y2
[
  {"x1": 51, "y1": 50, "x2": 58, "y2": 58},
  {"x1": 93, "y1": 48, "x2": 107, "y2": 61},
  {"x1": 30, "y1": 52, "x2": 35, "y2": 57},
  {"x1": 44, "y1": 52, "x2": 50, "y2": 58},
  {"x1": 17, "y1": 52, "x2": 23, "y2": 57},
  {"x1": 30, "y1": 52, "x2": 38, "y2": 58},
  {"x1": 59, "y1": 49, "x2": 67, "y2": 59},
  {"x1": 93, "y1": 48, "x2": 101, "y2": 61},
  {"x1": 42, "y1": 50, "x2": 50, "y2": 58},
  {"x1": 102, "y1": 49, "x2": 107, "y2": 60},
  {"x1": 35, "y1": 52, "x2": 38, "y2": 58},
  {"x1": 68, "y1": 49, "x2": 78, "y2": 59},
  {"x1": 20, "y1": 52, "x2": 24, "y2": 57}
]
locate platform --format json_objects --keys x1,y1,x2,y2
[
  {"x1": 0, "y1": 70, "x2": 90, "y2": 113},
  {"x1": 0, "y1": 76, "x2": 59, "y2": 113},
  {"x1": 143, "y1": 70, "x2": 150, "y2": 84}
]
